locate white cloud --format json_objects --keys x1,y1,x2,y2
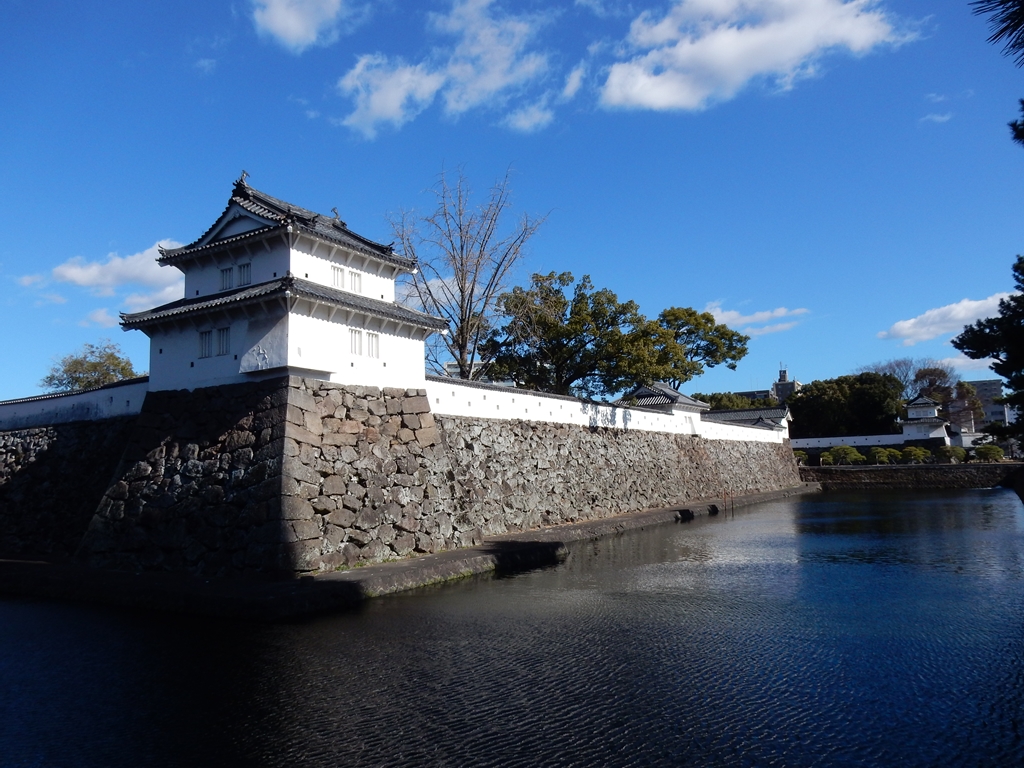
[
  {"x1": 746, "y1": 321, "x2": 799, "y2": 336},
  {"x1": 338, "y1": 0, "x2": 549, "y2": 137},
  {"x1": 925, "y1": 92, "x2": 946, "y2": 103},
  {"x1": 51, "y1": 240, "x2": 183, "y2": 297},
  {"x1": 704, "y1": 302, "x2": 808, "y2": 336},
  {"x1": 123, "y1": 283, "x2": 186, "y2": 312},
  {"x1": 562, "y1": 63, "x2": 586, "y2": 100},
  {"x1": 937, "y1": 354, "x2": 997, "y2": 373},
  {"x1": 81, "y1": 309, "x2": 119, "y2": 328},
  {"x1": 601, "y1": 0, "x2": 903, "y2": 110},
  {"x1": 575, "y1": 0, "x2": 630, "y2": 17},
  {"x1": 195, "y1": 58, "x2": 217, "y2": 75},
  {"x1": 36, "y1": 293, "x2": 67, "y2": 305},
  {"x1": 17, "y1": 274, "x2": 43, "y2": 287},
  {"x1": 252, "y1": 0, "x2": 351, "y2": 53},
  {"x1": 921, "y1": 112, "x2": 952, "y2": 123},
  {"x1": 504, "y1": 101, "x2": 554, "y2": 132},
  {"x1": 878, "y1": 293, "x2": 1013, "y2": 346},
  {"x1": 705, "y1": 302, "x2": 809, "y2": 328},
  {"x1": 339, "y1": 55, "x2": 446, "y2": 137}
]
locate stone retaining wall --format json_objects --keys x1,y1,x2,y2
[
  {"x1": 799, "y1": 464, "x2": 1023, "y2": 491},
  {"x1": 4, "y1": 377, "x2": 802, "y2": 577},
  {"x1": 0, "y1": 418, "x2": 136, "y2": 559}
]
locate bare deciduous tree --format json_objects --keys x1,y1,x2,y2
[{"x1": 390, "y1": 168, "x2": 544, "y2": 378}]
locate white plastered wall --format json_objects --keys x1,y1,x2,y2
[
  {"x1": 427, "y1": 381, "x2": 786, "y2": 443},
  {"x1": 289, "y1": 241, "x2": 397, "y2": 302},
  {"x1": 180, "y1": 241, "x2": 291, "y2": 299},
  {"x1": 0, "y1": 379, "x2": 150, "y2": 430}
]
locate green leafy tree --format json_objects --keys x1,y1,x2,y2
[
  {"x1": 935, "y1": 445, "x2": 968, "y2": 464},
  {"x1": 975, "y1": 444, "x2": 1006, "y2": 462},
  {"x1": 40, "y1": 340, "x2": 140, "y2": 392},
  {"x1": 868, "y1": 446, "x2": 903, "y2": 465},
  {"x1": 654, "y1": 308, "x2": 749, "y2": 389},
  {"x1": 487, "y1": 273, "x2": 749, "y2": 399},
  {"x1": 691, "y1": 392, "x2": 777, "y2": 410},
  {"x1": 822, "y1": 445, "x2": 866, "y2": 465},
  {"x1": 901, "y1": 446, "x2": 932, "y2": 464},
  {"x1": 787, "y1": 373, "x2": 904, "y2": 439},
  {"x1": 486, "y1": 272, "x2": 652, "y2": 398},
  {"x1": 952, "y1": 256, "x2": 1024, "y2": 441},
  {"x1": 819, "y1": 452, "x2": 834, "y2": 466},
  {"x1": 792, "y1": 450, "x2": 808, "y2": 465}
]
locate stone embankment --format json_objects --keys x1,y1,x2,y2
[
  {"x1": 799, "y1": 464, "x2": 1023, "y2": 491},
  {"x1": 0, "y1": 418, "x2": 136, "y2": 559},
  {"x1": 4, "y1": 376, "x2": 803, "y2": 579}
]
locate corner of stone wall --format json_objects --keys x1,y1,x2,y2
[
  {"x1": 75, "y1": 378, "x2": 293, "y2": 576},
  {"x1": 275, "y1": 378, "x2": 465, "y2": 573}
]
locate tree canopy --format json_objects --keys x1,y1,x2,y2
[
  {"x1": 654, "y1": 307, "x2": 748, "y2": 390},
  {"x1": 952, "y1": 255, "x2": 1024, "y2": 439},
  {"x1": 690, "y1": 392, "x2": 777, "y2": 410},
  {"x1": 40, "y1": 341, "x2": 140, "y2": 392},
  {"x1": 787, "y1": 373, "x2": 904, "y2": 439},
  {"x1": 485, "y1": 272, "x2": 749, "y2": 399},
  {"x1": 972, "y1": 1, "x2": 1024, "y2": 145}
]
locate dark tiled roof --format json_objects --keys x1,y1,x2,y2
[
  {"x1": 613, "y1": 382, "x2": 709, "y2": 411},
  {"x1": 120, "y1": 276, "x2": 448, "y2": 331},
  {"x1": 158, "y1": 178, "x2": 416, "y2": 272},
  {"x1": 905, "y1": 417, "x2": 947, "y2": 425},
  {"x1": 907, "y1": 394, "x2": 941, "y2": 407},
  {"x1": 702, "y1": 406, "x2": 791, "y2": 421}
]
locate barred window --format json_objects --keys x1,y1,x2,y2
[
  {"x1": 332, "y1": 265, "x2": 345, "y2": 288},
  {"x1": 237, "y1": 263, "x2": 251, "y2": 286},
  {"x1": 367, "y1": 332, "x2": 380, "y2": 359},
  {"x1": 216, "y1": 327, "x2": 230, "y2": 356},
  {"x1": 349, "y1": 271, "x2": 362, "y2": 293},
  {"x1": 220, "y1": 267, "x2": 234, "y2": 291},
  {"x1": 199, "y1": 330, "x2": 212, "y2": 358},
  {"x1": 349, "y1": 329, "x2": 362, "y2": 356}
]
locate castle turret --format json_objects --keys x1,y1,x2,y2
[{"x1": 121, "y1": 176, "x2": 447, "y2": 391}]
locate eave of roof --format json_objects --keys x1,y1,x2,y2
[
  {"x1": 120, "y1": 276, "x2": 448, "y2": 331},
  {"x1": 157, "y1": 178, "x2": 416, "y2": 272}
]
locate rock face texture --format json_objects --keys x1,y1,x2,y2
[
  {"x1": 0, "y1": 419, "x2": 136, "y2": 559},
  {"x1": 2, "y1": 377, "x2": 801, "y2": 576},
  {"x1": 799, "y1": 464, "x2": 1023, "y2": 491}
]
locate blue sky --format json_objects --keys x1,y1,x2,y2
[{"x1": 1, "y1": 0, "x2": 1022, "y2": 400}]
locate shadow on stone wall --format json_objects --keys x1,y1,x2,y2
[
  {"x1": 75, "y1": 378, "x2": 293, "y2": 576},
  {"x1": 0, "y1": 418, "x2": 136, "y2": 560}
]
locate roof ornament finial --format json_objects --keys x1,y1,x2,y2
[
  {"x1": 238, "y1": 170, "x2": 249, "y2": 184},
  {"x1": 331, "y1": 207, "x2": 339, "y2": 219}
]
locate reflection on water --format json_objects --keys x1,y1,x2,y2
[{"x1": 2, "y1": 489, "x2": 1023, "y2": 767}]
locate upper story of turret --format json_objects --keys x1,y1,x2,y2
[{"x1": 156, "y1": 174, "x2": 416, "y2": 304}]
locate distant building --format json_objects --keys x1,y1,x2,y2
[
  {"x1": 964, "y1": 379, "x2": 1014, "y2": 430},
  {"x1": 735, "y1": 367, "x2": 802, "y2": 404},
  {"x1": 772, "y1": 368, "x2": 802, "y2": 402}
]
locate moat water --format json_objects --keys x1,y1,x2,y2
[{"x1": 2, "y1": 488, "x2": 1024, "y2": 767}]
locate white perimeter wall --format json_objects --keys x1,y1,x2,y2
[
  {"x1": 0, "y1": 379, "x2": 150, "y2": 430},
  {"x1": 427, "y1": 380, "x2": 786, "y2": 444},
  {"x1": 790, "y1": 434, "x2": 907, "y2": 449}
]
